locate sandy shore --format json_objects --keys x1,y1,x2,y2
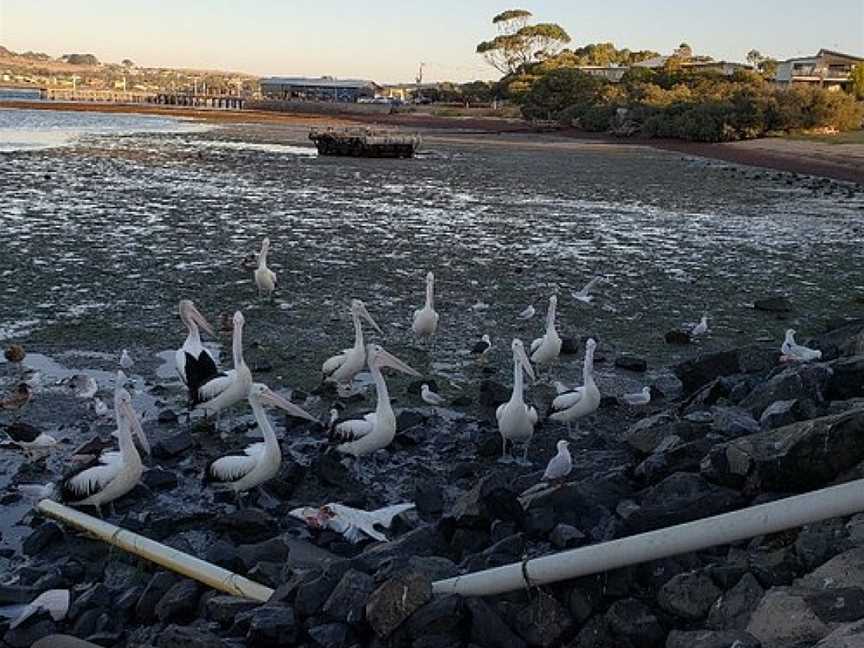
[{"x1": 2, "y1": 99, "x2": 862, "y2": 183}]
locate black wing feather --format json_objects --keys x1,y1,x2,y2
[
  {"x1": 59, "y1": 456, "x2": 105, "y2": 503},
  {"x1": 186, "y1": 350, "x2": 223, "y2": 406}
]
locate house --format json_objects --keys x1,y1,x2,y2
[
  {"x1": 259, "y1": 76, "x2": 378, "y2": 102},
  {"x1": 576, "y1": 66, "x2": 628, "y2": 82},
  {"x1": 632, "y1": 54, "x2": 752, "y2": 76},
  {"x1": 774, "y1": 49, "x2": 862, "y2": 91}
]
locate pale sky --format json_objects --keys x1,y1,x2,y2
[{"x1": 1, "y1": 1, "x2": 862, "y2": 83}]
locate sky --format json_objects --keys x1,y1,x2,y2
[{"x1": 1, "y1": 1, "x2": 862, "y2": 83}]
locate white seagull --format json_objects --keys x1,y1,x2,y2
[
  {"x1": 329, "y1": 344, "x2": 421, "y2": 463},
  {"x1": 543, "y1": 440, "x2": 572, "y2": 482},
  {"x1": 518, "y1": 305, "x2": 535, "y2": 320},
  {"x1": 254, "y1": 237, "x2": 278, "y2": 299},
  {"x1": 412, "y1": 271, "x2": 439, "y2": 343},
  {"x1": 207, "y1": 383, "x2": 317, "y2": 497},
  {"x1": 322, "y1": 300, "x2": 383, "y2": 387},
  {"x1": 549, "y1": 338, "x2": 601, "y2": 433},
  {"x1": 175, "y1": 300, "x2": 221, "y2": 407},
  {"x1": 530, "y1": 295, "x2": 562, "y2": 367},
  {"x1": 620, "y1": 386, "x2": 651, "y2": 406},
  {"x1": 691, "y1": 314, "x2": 709, "y2": 337},
  {"x1": 196, "y1": 311, "x2": 252, "y2": 419},
  {"x1": 496, "y1": 339, "x2": 538, "y2": 462},
  {"x1": 119, "y1": 349, "x2": 134, "y2": 370},
  {"x1": 421, "y1": 383, "x2": 445, "y2": 406},
  {"x1": 572, "y1": 275, "x2": 604, "y2": 304},
  {"x1": 781, "y1": 329, "x2": 822, "y2": 362}
]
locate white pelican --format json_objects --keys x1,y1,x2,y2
[
  {"x1": 620, "y1": 386, "x2": 651, "y2": 406},
  {"x1": 530, "y1": 295, "x2": 562, "y2": 367},
  {"x1": 691, "y1": 314, "x2": 709, "y2": 337},
  {"x1": 196, "y1": 311, "x2": 252, "y2": 419},
  {"x1": 254, "y1": 237, "x2": 278, "y2": 299},
  {"x1": 120, "y1": 349, "x2": 134, "y2": 370},
  {"x1": 518, "y1": 305, "x2": 535, "y2": 320},
  {"x1": 207, "y1": 383, "x2": 317, "y2": 497},
  {"x1": 572, "y1": 275, "x2": 604, "y2": 304},
  {"x1": 543, "y1": 440, "x2": 572, "y2": 482},
  {"x1": 322, "y1": 300, "x2": 383, "y2": 387},
  {"x1": 59, "y1": 375, "x2": 147, "y2": 515},
  {"x1": 781, "y1": 329, "x2": 822, "y2": 362},
  {"x1": 412, "y1": 271, "x2": 439, "y2": 343},
  {"x1": 471, "y1": 334, "x2": 492, "y2": 358},
  {"x1": 550, "y1": 338, "x2": 601, "y2": 433},
  {"x1": 175, "y1": 300, "x2": 220, "y2": 406},
  {"x1": 496, "y1": 339, "x2": 538, "y2": 462},
  {"x1": 421, "y1": 383, "x2": 445, "y2": 406},
  {"x1": 330, "y1": 344, "x2": 421, "y2": 462}
]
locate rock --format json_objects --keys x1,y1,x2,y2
[
  {"x1": 152, "y1": 429, "x2": 194, "y2": 458},
  {"x1": 827, "y1": 356, "x2": 864, "y2": 401},
  {"x1": 322, "y1": 569, "x2": 374, "y2": 624},
  {"x1": 513, "y1": 594, "x2": 573, "y2": 647},
  {"x1": 68, "y1": 583, "x2": 111, "y2": 620},
  {"x1": 377, "y1": 556, "x2": 459, "y2": 583},
  {"x1": 366, "y1": 573, "x2": 432, "y2": 638},
  {"x1": 560, "y1": 337, "x2": 580, "y2": 355},
  {"x1": 237, "y1": 536, "x2": 291, "y2": 570},
  {"x1": 739, "y1": 363, "x2": 832, "y2": 417},
  {"x1": 244, "y1": 606, "x2": 298, "y2": 646},
  {"x1": 142, "y1": 467, "x2": 178, "y2": 490},
  {"x1": 216, "y1": 509, "x2": 278, "y2": 544},
  {"x1": 665, "y1": 330, "x2": 692, "y2": 345},
  {"x1": 308, "y1": 622, "x2": 353, "y2": 648},
  {"x1": 636, "y1": 437, "x2": 713, "y2": 484},
  {"x1": 31, "y1": 636, "x2": 105, "y2": 648},
  {"x1": 205, "y1": 595, "x2": 259, "y2": 626},
  {"x1": 404, "y1": 594, "x2": 464, "y2": 639},
  {"x1": 155, "y1": 579, "x2": 200, "y2": 622},
  {"x1": 136, "y1": 572, "x2": 178, "y2": 622},
  {"x1": 754, "y1": 296, "x2": 792, "y2": 312},
  {"x1": 2, "y1": 617, "x2": 58, "y2": 648},
  {"x1": 675, "y1": 345, "x2": 778, "y2": 395},
  {"x1": 747, "y1": 587, "x2": 830, "y2": 646},
  {"x1": 157, "y1": 409, "x2": 178, "y2": 424},
  {"x1": 479, "y1": 381, "x2": 510, "y2": 408},
  {"x1": 710, "y1": 406, "x2": 760, "y2": 438},
  {"x1": 549, "y1": 523, "x2": 586, "y2": 549},
  {"x1": 702, "y1": 410, "x2": 864, "y2": 492},
  {"x1": 397, "y1": 410, "x2": 425, "y2": 433},
  {"x1": 157, "y1": 624, "x2": 229, "y2": 648},
  {"x1": 205, "y1": 540, "x2": 243, "y2": 572},
  {"x1": 796, "y1": 520, "x2": 851, "y2": 571},
  {"x1": 605, "y1": 598, "x2": 664, "y2": 647},
  {"x1": 750, "y1": 546, "x2": 802, "y2": 587},
  {"x1": 446, "y1": 472, "x2": 523, "y2": 529},
  {"x1": 659, "y1": 570, "x2": 722, "y2": 619},
  {"x1": 760, "y1": 399, "x2": 802, "y2": 429},
  {"x1": 414, "y1": 481, "x2": 444, "y2": 515},
  {"x1": 666, "y1": 629, "x2": 761, "y2": 648},
  {"x1": 800, "y1": 547, "x2": 864, "y2": 591},
  {"x1": 523, "y1": 506, "x2": 555, "y2": 538},
  {"x1": 816, "y1": 619, "x2": 864, "y2": 648},
  {"x1": 460, "y1": 533, "x2": 524, "y2": 572},
  {"x1": 707, "y1": 572, "x2": 764, "y2": 630},
  {"x1": 22, "y1": 522, "x2": 63, "y2": 556},
  {"x1": 464, "y1": 598, "x2": 527, "y2": 648},
  {"x1": 615, "y1": 355, "x2": 647, "y2": 372},
  {"x1": 624, "y1": 410, "x2": 708, "y2": 454},
  {"x1": 355, "y1": 526, "x2": 450, "y2": 573},
  {"x1": 294, "y1": 562, "x2": 350, "y2": 618},
  {"x1": 806, "y1": 588, "x2": 864, "y2": 623}
]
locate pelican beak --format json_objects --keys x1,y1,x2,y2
[
  {"x1": 518, "y1": 345, "x2": 536, "y2": 382},
  {"x1": 377, "y1": 348, "x2": 422, "y2": 377},
  {"x1": 190, "y1": 304, "x2": 215, "y2": 337},
  {"x1": 120, "y1": 399, "x2": 150, "y2": 455},
  {"x1": 261, "y1": 388, "x2": 318, "y2": 423},
  {"x1": 359, "y1": 303, "x2": 384, "y2": 336}
]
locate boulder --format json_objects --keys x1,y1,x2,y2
[
  {"x1": 827, "y1": 356, "x2": 864, "y2": 401},
  {"x1": 746, "y1": 587, "x2": 830, "y2": 647},
  {"x1": 366, "y1": 573, "x2": 432, "y2": 638},
  {"x1": 155, "y1": 579, "x2": 200, "y2": 623},
  {"x1": 635, "y1": 437, "x2": 713, "y2": 484},
  {"x1": 513, "y1": 594, "x2": 573, "y2": 647},
  {"x1": 615, "y1": 355, "x2": 647, "y2": 372},
  {"x1": 754, "y1": 296, "x2": 792, "y2": 312},
  {"x1": 815, "y1": 619, "x2": 864, "y2": 648},
  {"x1": 665, "y1": 330, "x2": 692, "y2": 345},
  {"x1": 404, "y1": 594, "x2": 464, "y2": 639},
  {"x1": 739, "y1": 363, "x2": 832, "y2": 417},
  {"x1": 658, "y1": 571, "x2": 722, "y2": 619},
  {"x1": 152, "y1": 429, "x2": 194, "y2": 458},
  {"x1": 322, "y1": 569, "x2": 374, "y2": 624},
  {"x1": 205, "y1": 595, "x2": 259, "y2": 626},
  {"x1": 157, "y1": 624, "x2": 229, "y2": 648},
  {"x1": 464, "y1": 598, "x2": 527, "y2": 648},
  {"x1": 604, "y1": 598, "x2": 664, "y2": 647},
  {"x1": 675, "y1": 345, "x2": 778, "y2": 395},
  {"x1": 666, "y1": 629, "x2": 760, "y2": 648},
  {"x1": 702, "y1": 410, "x2": 864, "y2": 492},
  {"x1": 710, "y1": 406, "x2": 760, "y2": 438},
  {"x1": 446, "y1": 472, "x2": 523, "y2": 529},
  {"x1": 308, "y1": 623, "x2": 354, "y2": 648},
  {"x1": 707, "y1": 572, "x2": 764, "y2": 630},
  {"x1": 479, "y1": 381, "x2": 510, "y2": 408},
  {"x1": 294, "y1": 561, "x2": 350, "y2": 618},
  {"x1": 68, "y1": 583, "x2": 111, "y2": 621},
  {"x1": 760, "y1": 399, "x2": 802, "y2": 430},
  {"x1": 136, "y1": 572, "x2": 178, "y2": 622},
  {"x1": 2, "y1": 616, "x2": 58, "y2": 648},
  {"x1": 799, "y1": 547, "x2": 864, "y2": 591},
  {"x1": 244, "y1": 606, "x2": 298, "y2": 646},
  {"x1": 805, "y1": 588, "x2": 864, "y2": 623},
  {"x1": 22, "y1": 522, "x2": 63, "y2": 556},
  {"x1": 624, "y1": 410, "x2": 708, "y2": 454},
  {"x1": 549, "y1": 523, "x2": 586, "y2": 549},
  {"x1": 354, "y1": 526, "x2": 450, "y2": 573},
  {"x1": 414, "y1": 480, "x2": 444, "y2": 515}
]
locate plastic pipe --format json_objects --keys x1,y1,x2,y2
[
  {"x1": 36, "y1": 500, "x2": 274, "y2": 602},
  {"x1": 433, "y1": 478, "x2": 864, "y2": 597}
]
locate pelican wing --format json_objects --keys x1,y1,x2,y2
[
  {"x1": 530, "y1": 337, "x2": 543, "y2": 353},
  {"x1": 322, "y1": 353, "x2": 347, "y2": 377},
  {"x1": 552, "y1": 388, "x2": 584, "y2": 411},
  {"x1": 198, "y1": 371, "x2": 235, "y2": 401},
  {"x1": 62, "y1": 461, "x2": 123, "y2": 501},
  {"x1": 208, "y1": 453, "x2": 257, "y2": 483},
  {"x1": 331, "y1": 413, "x2": 375, "y2": 442},
  {"x1": 495, "y1": 402, "x2": 506, "y2": 422},
  {"x1": 244, "y1": 442, "x2": 267, "y2": 457}
]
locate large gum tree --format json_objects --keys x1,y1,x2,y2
[{"x1": 476, "y1": 9, "x2": 571, "y2": 75}]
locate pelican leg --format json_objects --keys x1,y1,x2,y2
[
  {"x1": 353, "y1": 458, "x2": 362, "y2": 481},
  {"x1": 234, "y1": 490, "x2": 244, "y2": 509},
  {"x1": 108, "y1": 501, "x2": 117, "y2": 518},
  {"x1": 521, "y1": 443, "x2": 530, "y2": 464}
]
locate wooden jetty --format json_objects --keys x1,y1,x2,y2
[{"x1": 309, "y1": 127, "x2": 421, "y2": 158}]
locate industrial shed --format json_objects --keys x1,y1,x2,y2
[{"x1": 259, "y1": 76, "x2": 378, "y2": 102}]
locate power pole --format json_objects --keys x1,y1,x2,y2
[{"x1": 416, "y1": 62, "x2": 425, "y2": 86}]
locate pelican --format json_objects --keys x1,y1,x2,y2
[
  {"x1": 412, "y1": 271, "x2": 439, "y2": 344},
  {"x1": 196, "y1": 311, "x2": 252, "y2": 418},
  {"x1": 496, "y1": 339, "x2": 538, "y2": 462},
  {"x1": 620, "y1": 386, "x2": 651, "y2": 406},
  {"x1": 330, "y1": 344, "x2": 421, "y2": 462},
  {"x1": 542, "y1": 440, "x2": 572, "y2": 482},
  {"x1": 691, "y1": 314, "x2": 709, "y2": 337},
  {"x1": 421, "y1": 383, "x2": 445, "y2": 406},
  {"x1": 207, "y1": 383, "x2": 317, "y2": 497},
  {"x1": 530, "y1": 295, "x2": 562, "y2": 367},
  {"x1": 550, "y1": 338, "x2": 601, "y2": 433},
  {"x1": 175, "y1": 300, "x2": 220, "y2": 406},
  {"x1": 471, "y1": 334, "x2": 492, "y2": 358},
  {"x1": 572, "y1": 275, "x2": 604, "y2": 304},
  {"x1": 59, "y1": 374, "x2": 147, "y2": 514},
  {"x1": 518, "y1": 305, "x2": 535, "y2": 320},
  {"x1": 322, "y1": 300, "x2": 383, "y2": 387},
  {"x1": 781, "y1": 329, "x2": 822, "y2": 362},
  {"x1": 254, "y1": 237, "x2": 278, "y2": 299},
  {"x1": 120, "y1": 349, "x2": 134, "y2": 370}
]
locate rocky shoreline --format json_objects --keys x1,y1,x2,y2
[{"x1": 1, "y1": 318, "x2": 863, "y2": 648}]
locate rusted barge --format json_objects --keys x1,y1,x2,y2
[{"x1": 309, "y1": 127, "x2": 421, "y2": 158}]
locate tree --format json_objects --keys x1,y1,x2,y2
[
  {"x1": 675, "y1": 43, "x2": 693, "y2": 59},
  {"x1": 850, "y1": 63, "x2": 864, "y2": 100},
  {"x1": 476, "y1": 9, "x2": 571, "y2": 75},
  {"x1": 122, "y1": 59, "x2": 135, "y2": 67},
  {"x1": 746, "y1": 49, "x2": 764, "y2": 68}
]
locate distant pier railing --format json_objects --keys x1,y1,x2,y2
[{"x1": 36, "y1": 87, "x2": 247, "y2": 110}]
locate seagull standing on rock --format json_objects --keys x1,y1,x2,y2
[
  {"x1": 781, "y1": 329, "x2": 822, "y2": 362},
  {"x1": 120, "y1": 349, "x2": 134, "y2": 370},
  {"x1": 620, "y1": 386, "x2": 651, "y2": 407},
  {"x1": 691, "y1": 314, "x2": 709, "y2": 337},
  {"x1": 543, "y1": 440, "x2": 572, "y2": 482},
  {"x1": 421, "y1": 383, "x2": 445, "y2": 406}
]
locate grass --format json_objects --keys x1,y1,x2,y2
[{"x1": 786, "y1": 129, "x2": 864, "y2": 145}]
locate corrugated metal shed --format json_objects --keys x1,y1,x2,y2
[{"x1": 260, "y1": 77, "x2": 377, "y2": 89}]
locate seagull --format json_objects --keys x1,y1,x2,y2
[
  {"x1": 4, "y1": 422, "x2": 56, "y2": 456},
  {"x1": 421, "y1": 383, "x2": 445, "y2": 406},
  {"x1": 120, "y1": 349, "x2": 134, "y2": 370},
  {"x1": 64, "y1": 374, "x2": 98, "y2": 399},
  {"x1": 518, "y1": 305, "x2": 535, "y2": 320},
  {"x1": 289, "y1": 502, "x2": 415, "y2": 543},
  {"x1": 549, "y1": 338, "x2": 601, "y2": 433},
  {"x1": 530, "y1": 295, "x2": 562, "y2": 367},
  {"x1": 781, "y1": 329, "x2": 822, "y2": 362},
  {"x1": 496, "y1": 339, "x2": 538, "y2": 462},
  {"x1": 620, "y1": 386, "x2": 651, "y2": 406},
  {"x1": 93, "y1": 398, "x2": 109, "y2": 417},
  {"x1": 1, "y1": 383, "x2": 31, "y2": 414},
  {"x1": 691, "y1": 314, "x2": 709, "y2": 337},
  {"x1": 542, "y1": 440, "x2": 572, "y2": 482},
  {"x1": 471, "y1": 334, "x2": 492, "y2": 358},
  {"x1": 572, "y1": 275, "x2": 604, "y2": 304},
  {"x1": 196, "y1": 311, "x2": 253, "y2": 420},
  {"x1": 254, "y1": 237, "x2": 278, "y2": 299},
  {"x1": 176, "y1": 300, "x2": 221, "y2": 408},
  {"x1": 329, "y1": 344, "x2": 421, "y2": 465},
  {"x1": 412, "y1": 271, "x2": 439, "y2": 344},
  {"x1": 206, "y1": 383, "x2": 317, "y2": 499},
  {"x1": 322, "y1": 300, "x2": 383, "y2": 388}
]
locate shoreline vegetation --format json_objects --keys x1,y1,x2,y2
[{"x1": 2, "y1": 99, "x2": 862, "y2": 183}]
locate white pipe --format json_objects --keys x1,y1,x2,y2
[
  {"x1": 433, "y1": 478, "x2": 864, "y2": 597},
  {"x1": 36, "y1": 500, "x2": 274, "y2": 602}
]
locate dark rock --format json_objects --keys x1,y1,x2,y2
[
  {"x1": 796, "y1": 520, "x2": 851, "y2": 571},
  {"x1": 414, "y1": 481, "x2": 444, "y2": 515},
  {"x1": 675, "y1": 345, "x2": 778, "y2": 395},
  {"x1": 157, "y1": 623, "x2": 228, "y2": 648},
  {"x1": 754, "y1": 296, "x2": 792, "y2": 312},
  {"x1": 248, "y1": 561, "x2": 282, "y2": 588},
  {"x1": 605, "y1": 598, "x2": 664, "y2": 647},
  {"x1": 237, "y1": 536, "x2": 291, "y2": 570},
  {"x1": 549, "y1": 523, "x2": 586, "y2": 549},
  {"x1": 404, "y1": 594, "x2": 464, "y2": 639},
  {"x1": 615, "y1": 355, "x2": 647, "y2": 372},
  {"x1": 216, "y1": 509, "x2": 278, "y2": 544},
  {"x1": 323, "y1": 569, "x2": 375, "y2": 624},
  {"x1": 460, "y1": 533, "x2": 524, "y2": 572},
  {"x1": 397, "y1": 410, "x2": 425, "y2": 433},
  {"x1": 806, "y1": 588, "x2": 864, "y2": 623},
  {"x1": 522, "y1": 506, "x2": 555, "y2": 538},
  {"x1": 446, "y1": 472, "x2": 523, "y2": 529},
  {"x1": 157, "y1": 409, "x2": 178, "y2": 424},
  {"x1": 816, "y1": 619, "x2": 864, "y2": 647},
  {"x1": 155, "y1": 579, "x2": 200, "y2": 622},
  {"x1": 295, "y1": 562, "x2": 351, "y2": 618},
  {"x1": 308, "y1": 622, "x2": 354, "y2": 648},
  {"x1": 465, "y1": 598, "x2": 527, "y2": 648},
  {"x1": 366, "y1": 573, "x2": 432, "y2": 638},
  {"x1": 153, "y1": 429, "x2": 194, "y2": 458},
  {"x1": 750, "y1": 546, "x2": 802, "y2": 587},
  {"x1": 711, "y1": 406, "x2": 760, "y2": 438},
  {"x1": 205, "y1": 595, "x2": 259, "y2": 626},
  {"x1": 760, "y1": 399, "x2": 802, "y2": 430},
  {"x1": 2, "y1": 617, "x2": 57, "y2": 648},
  {"x1": 666, "y1": 629, "x2": 761, "y2": 648},
  {"x1": 739, "y1": 363, "x2": 832, "y2": 417},
  {"x1": 708, "y1": 572, "x2": 764, "y2": 630},
  {"x1": 513, "y1": 594, "x2": 573, "y2": 647},
  {"x1": 827, "y1": 356, "x2": 864, "y2": 401},
  {"x1": 799, "y1": 547, "x2": 864, "y2": 590},
  {"x1": 479, "y1": 381, "x2": 510, "y2": 408},
  {"x1": 0, "y1": 586, "x2": 40, "y2": 605},
  {"x1": 69, "y1": 583, "x2": 111, "y2": 620},
  {"x1": 624, "y1": 409, "x2": 708, "y2": 454},
  {"x1": 355, "y1": 527, "x2": 450, "y2": 573},
  {"x1": 560, "y1": 337, "x2": 581, "y2": 355},
  {"x1": 22, "y1": 522, "x2": 63, "y2": 556},
  {"x1": 702, "y1": 410, "x2": 864, "y2": 492},
  {"x1": 205, "y1": 540, "x2": 244, "y2": 572},
  {"x1": 142, "y1": 467, "x2": 178, "y2": 490},
  {"x1": 665, "y1": 330, "x2": 692, "y2": 345},
  {"x1": 136, "y1": 572, "x2": 178, "y2": 622},
  {"x1": 746, "y1": 587, "x2": 830, "y2": 646},
  {"x1": 635, "y1": 437, "x2": 713, "y2": 484},
  {"x1": 245, "y1": 605, "x2": 298, "y2": 646},
  {"x1": 658, "y1": 571, "x2": 722, "y2": 619},
  {"x1": 377, "y1": 556, "x2": 459, "y2": 583}
]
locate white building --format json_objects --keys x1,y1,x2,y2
[{"x1": 774, "y1": 49, "x2": 862, "y2": 91}]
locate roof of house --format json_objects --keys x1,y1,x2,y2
[
  {"x1": 260, "y1": 77, "x2": 377, "y2": 89},
  {"x1": 781, "y1": 49, "x2": 863, "y2": 64}
]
